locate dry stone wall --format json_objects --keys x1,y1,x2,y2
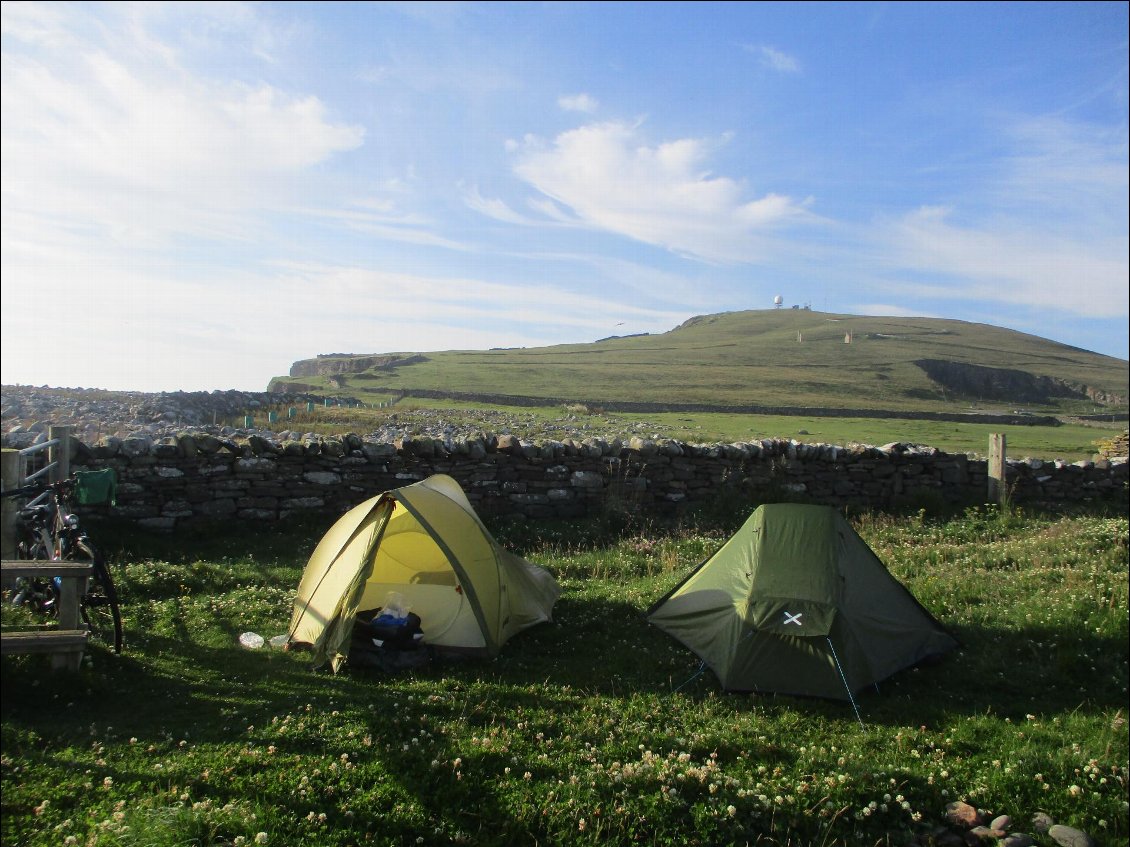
[{"x1": 54, "y1": 431, "x2": 1129, "y2": 531}]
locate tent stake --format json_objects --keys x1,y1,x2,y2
[{"x1": 827, "y1": 637, "x2": 865, "y2": 730}]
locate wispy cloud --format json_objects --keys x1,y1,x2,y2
[
  {"x1": 462, "y1": 184, "x2": 539, "y2": 225},
  {"x1": 879, "y1": 207, "x2": 1129, "y2": 316},
  {"x1": 558, "y1": 93, "x2": 599, "y2": 113},
  {"x1": 852, "y1": 303, "x2": 941, "y2": 319},
  {"x1": 747, "y1": 44, "x2": 801, "y2": 74},
  {"x1": 1, "y1": 18, "x2": 363, "y2": 251},
  {"x1": 511, "y1": 121, "x2": 812, "y2": 262},
  {"x1": 874, "y1": 114, "x2": 1129, "y2": 319}
]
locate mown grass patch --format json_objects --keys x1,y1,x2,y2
[{"x1": 2, "y1": 507, "x2": 1127, "y2": 846}]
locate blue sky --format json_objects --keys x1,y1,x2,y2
[{"x1": 2, "y1": 1, "x2": 1127, "y2": 393}]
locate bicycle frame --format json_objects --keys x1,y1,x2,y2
[
  {"x1": 11, "y1": 480, "x2": 85, "y2": 562},
  {"x1": 3, "y1": 478, "x2": 123, "y2": 653}
]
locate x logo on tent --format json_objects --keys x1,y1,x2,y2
[{"x1": 783, "y1": 611, "x2": 803, "y2": 627}]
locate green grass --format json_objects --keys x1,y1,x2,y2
[
  {"x1": 2, "y1": 505, "x2": 1127, "y2": 847},
  {"x1": 237, "y1": 398, "x2": 1123, "y2": 462},
  {"x1": 270, "y1": 310, "x2": 1129, "y2": 415}
]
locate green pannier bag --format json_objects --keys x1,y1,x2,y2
[{"x1": 74, "y1": 469, "x2": 118, "y2": 506}]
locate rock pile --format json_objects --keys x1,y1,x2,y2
[
  {"x1": 1, "y1": 386, "x2": 687, "y2": 452},
  {"x1": 1095, "y1": 429, "x2": 1129, "y2": 459},
  {"x1": 920, "y1": 801, "x2": 1098, "y2": 847},
  {"x1": 1, "y1": 385, "x2": 344, "y2": 446}
]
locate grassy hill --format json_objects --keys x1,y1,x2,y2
[{"x1": 270, "y1": 310, "x2": 1128, "y2": 415}]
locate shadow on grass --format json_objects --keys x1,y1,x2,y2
[
  {"x1": 2, "y1": 628, "x2": 595, "y2": 844},
  {"x1": 636, "y1": 616, "x2": 1128, "y2": 728},
  {"x1": 4, "y1": 595, "x2": 1123, "y2": 739},
  {"x1": 3, "y1": 591, "x2": 1126, "y2": 845}
]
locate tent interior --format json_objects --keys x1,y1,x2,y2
[{"x1": 356, "y1": 500, "x2": 489, "y2": 652}]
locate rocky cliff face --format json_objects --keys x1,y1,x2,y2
[
  {"x1": 288, "y1": 354, "x2": 426, "y2": 378},
  {"x1": 914, "y1": 359, "x2": 1123, "y2": 406}
]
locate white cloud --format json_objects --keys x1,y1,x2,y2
[
  {"x1": 880, "y1": 206, "x2": 1129, "y2": 317},
  {"x1": 751, "y1": 45, "x2": 801, "y2": 74},
  {"x1": 0, "y1": 241, "x2": 691, "y2": 390},
  {"x1": 512, "y1": 121, "x2": 811, "y2": 262},
  {"x1": 462, "y1": 184, "x2": 538, "y2": 225},
  {"x1": 875, "y1": 115, "x2": 1129, "y2": 319},
  {"x1": 0, "y1": 1, "x2": 72, "y2": 48},
  {"x1": 558, "y1": 93, "x2": 599, "y2": 113},
  {"x1": 852, "y1": 303, "x2": 940, "y2": 319},
  {"x1": 1, "y1": 9, "x2": 364, "y2": 251}
]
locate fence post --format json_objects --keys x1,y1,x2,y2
[
  {"x1": 1, "y1": 449, "x2": 20, "y2": 558},
  {"x1": 48, "y1": 425, "x2": 72, "y2": 484},
  {"x1": 988, "y1": 433, "x2": 1006, "y2": 505}
]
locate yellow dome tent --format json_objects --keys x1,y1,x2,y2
[{"x1": 288, "y1": 475, "x2": 560, "y2": 671}]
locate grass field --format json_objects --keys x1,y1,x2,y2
[
  {"x1": 2, "y1": 499, "x2": 1127, "y2": 847},
  {"x1": 238, "y1": 397, "x2": 1126, "y2": 462},
  {"x1": 271, "y1": 310, "x2": 1129, "y2": 416}
]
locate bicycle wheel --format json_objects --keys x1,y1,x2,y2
[
  {"x1": 12, "y1": 533, "x2": 57, "y2": 616},
  {"x1": 75, "y1": 540, "x2": 123, "y2": 654}
]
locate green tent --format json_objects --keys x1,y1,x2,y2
[
  {"x1": 289, "y1": 475, "x2": 560, "y2": 671},
  {"x1": 647, "y1": 504, "x2": 957, "y2": 700}
]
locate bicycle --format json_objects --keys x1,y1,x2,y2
[{"x1": 2, "y1": 476, "x2": 123, "y2": 654}]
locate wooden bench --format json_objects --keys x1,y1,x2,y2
[{"x1": 1, "y1": 560, "x2": 91, "y2": 671}]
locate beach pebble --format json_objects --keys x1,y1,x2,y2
[
  {"x1": 944, "y1": 801, "x2": 982, "y2": 827},
  {"x1": 1047, "y1": 825, "x2": 1095, "y2": 847}
]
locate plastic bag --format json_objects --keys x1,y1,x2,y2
[
  {"x1": 268, "y1": 634, "x2": 289, "y2": 649},
  {"x1": 384, "y1": 591, "x2": 409, "y2": 620},
  {"x1": 373, "y1": 591, "x2": 410, "y2": 626},
  {"x1": 238, "y1": 632, "x2": 265, "y2": 649}
]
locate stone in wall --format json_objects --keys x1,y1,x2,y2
[{"x1": 20, "y1": 427, "x2": 1122, "y2": 532}]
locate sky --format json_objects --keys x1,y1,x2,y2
[{"x1": 1, "y1": 1, "x2": 1127, "y2": 393}]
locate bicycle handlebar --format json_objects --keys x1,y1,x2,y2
[{"x1": 0, "y1": 478, "x2": 73, "y2": 499}]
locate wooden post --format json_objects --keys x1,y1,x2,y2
[
  {"x1": 988, "y1": 433, "x2": 1006, "y2": 505},
  {"x1": 48, "y1": 425, "x2": 72, "y2": 483},
  {"x1": 1, "y1": 450, "x2": 19, "y2": 559}
]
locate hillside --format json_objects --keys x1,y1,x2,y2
[{"x1": 270, "y1": 310, "x2": 1129, "y2": 415}]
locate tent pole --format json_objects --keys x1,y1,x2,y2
[{"x1": 826, "y1": 637, "x2": 865, "y2": 730}]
